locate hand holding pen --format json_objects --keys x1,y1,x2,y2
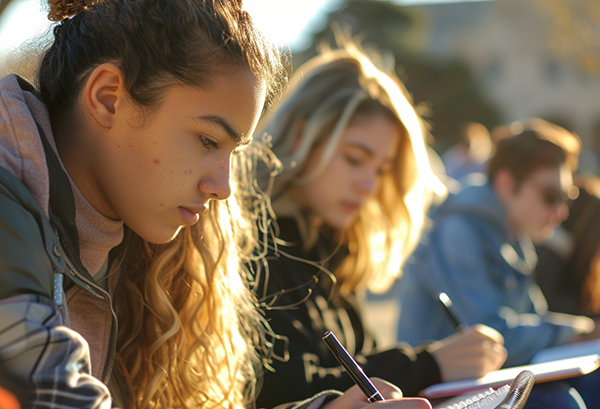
[
  {"x1": 322, "y1": 331, "x2": 432, "y2": 408},
  {"x1": 429, "y1": 291, "x2": 506, "y2": 382},
  {"x1": 430, "y1": 324, "x2": 507, "y2": 382},
  {"x1": 432, "y1": 293, "x2": 507, "y2": 381},
  {"x1": 323, "y1": 330, "x2": 385, "y2": 402}
]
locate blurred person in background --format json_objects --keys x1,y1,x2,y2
[
  {"x1": 250, "y1": 42, "x2": 509, "y2": 409},
  {"x1": 396, "y1": 118, "x2": 600, "y2": 407},
  {"x1": 441, "y1": 121, "x2": 493, "y2": 187},
  {"x1": 535, "y1": 174, "x2": 600, "y2": 317}
]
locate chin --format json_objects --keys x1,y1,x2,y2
[
  {"x1": 530, "y1": 228, "x2": 555, "y2": 244},
  {"x1": 164, "y1": 226, "x2": 185, "y2": 243},
  {"x1": 142, "y1": 226, "x2": 184, "y2": 244},
  {"x1": 326, "y1": 216, "x2": 355, "y2": 231}
]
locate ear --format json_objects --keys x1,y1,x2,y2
[
  {"x1": 82, "y1": 63, "x2": 126, "y2": 129},
  {"x1": 493, "y1": 168, "x2": 517, "y2": 199}
]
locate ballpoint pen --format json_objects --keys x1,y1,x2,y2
[
  {"x1": 322, "y1": 330, "x2": 385, "y2": 403},
  {"x1": 438, "y1": 292, "x2": 465, "y2": 332}
]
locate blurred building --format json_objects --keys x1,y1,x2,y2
[{"x1": 409, "y1": 0, "x2": 600, "y2": 172}]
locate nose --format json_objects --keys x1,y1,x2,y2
[
  {"x1": 355, "y1": 168, "x2": 379, "y2": 198},
  {"x1": 198, "y1": 155, "x2": 232, "y2": 200},
  {"x1": 549, "y1": 201, "x2": 569, "y2": 227},
  {"x1": 556, "y1": 200, "x2": 569, "y2": 221}
]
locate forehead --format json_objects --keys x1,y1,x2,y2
[
  {"x1": 525, "y1": 165, "x2": 572, "y2": 189},
  {"x1": 340, "y1": 113, "x2": 401, "y2": 156},
  {"x1": 163, "y1": 69, "x2": 266, "y2": 142}
]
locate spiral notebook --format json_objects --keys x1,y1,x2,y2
[
  {"x1": 433, "y1": 384, "x2": 509, "y2": 409},
  {"x1": 423, "y1": 354, "x2": 600, "y2": 400},
  {"x1": 530, "y1": 338, "x2": 600, "y2": 364},
  {"x1": 433, "y1": 370, "x2": 535, "y2": 409}
]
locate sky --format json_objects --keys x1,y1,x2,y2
[
  {"x1": 243, "y1": 0, "x2": 491, "y2": 49},
  {"x1": 0, "y1": 0, "x2": 492, "y2": 59}
]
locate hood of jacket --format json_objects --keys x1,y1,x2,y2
[
  {"x1": 431, "y1": 182, "x2": 514, "y2": 243},
  {"x1": 0, "y1": 74, "x2": 54, "y2": 216},
  {"x1": 0, "y1": 74, "x2": 126, "y2": 386},
  {"x1": 0, "y1": 74, "x2": 124, "y2": 276}
]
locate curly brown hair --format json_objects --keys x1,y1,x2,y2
[
  {"x1": 36, "y1": 0, "x2": 287, "y2": 407},
  {"x1": 38, "y1": 0, "x2": 287, "y2": 129}
]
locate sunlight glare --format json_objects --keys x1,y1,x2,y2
[{"x1": 0, "y1": 0, "x2": 52, "y2": 55}]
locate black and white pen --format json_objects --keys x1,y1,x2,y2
[
  {"x1": 438, "y1": 292, "x2": 466, "y2": 332},
  {"x1": 322, "y1": 330, "x2": 385, "y2": 403}
]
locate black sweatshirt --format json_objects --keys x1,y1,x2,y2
[{"x1": 255, "y1": 219, "x2": 441, "y2": 409}]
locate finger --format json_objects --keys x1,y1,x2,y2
[
  {"x1": 372, "y1": 398, "x2": 432, "y2": 409},
  {"x1": 457, "y1": 327, "x2": 497, "y2": 348},
  {"x1": 471, "y1": 324, "x2": 505, "y2": 344},
  {"x1": 445, "y1": 346, "x2": 505, "y2": 371},
  {"x1": 479, "y1": 344, "x2": 507, "y2": 373},
  {"x1": 371, "y1": 377, "x2": 403, "y2": 399},
  {"x1": 341, "y1": 383, "x2": 372, "y2": 403},
  {"x1": 492, "y1": 344, "x2": 508, "y2": 367},
  {"x1": 490, "y1": 342, "x2": 507, "y2": 355}
]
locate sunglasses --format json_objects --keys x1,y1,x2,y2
[{"x1": 531, "y1": 183, "x2": 569, "y2": 206}]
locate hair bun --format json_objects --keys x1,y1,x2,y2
[{"x1": 47, "y1": 0, "x2": 100, "y2": 22}]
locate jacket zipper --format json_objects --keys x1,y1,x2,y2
[
  {"x1": 63, "y1": 255, "x2": 104, "y2": 299},
  {"x1": 63, "y1": 252, "x2": 119, "y2": 386}
]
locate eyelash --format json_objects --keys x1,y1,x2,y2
[
  {"x1": 344, "y1": 154, "x2": 391, "y2": 175},
  {"x1": 344, "y1": 154, "x2": 362, "y2": 166},
  {"x1": 199, "y1": 135, "x2": 218, "y2": 150}
]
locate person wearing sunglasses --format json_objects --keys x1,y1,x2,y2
[
  {"x1": 535, "y1": 175, "x2": 600, "y2": 318},
  {"x1": 395, "y1": 118, "x2": 600, "y2": 371}
]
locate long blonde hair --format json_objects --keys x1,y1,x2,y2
[
  {"x1": 114, "y1": 145, "x2": 274, "y2": 409},
  {"x1": 258, "y1": 44, "x2": 445, "y2": 294}
]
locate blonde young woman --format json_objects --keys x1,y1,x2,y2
[{"x1": 252, "y1": 45, "x2": 508, "y2": 409}]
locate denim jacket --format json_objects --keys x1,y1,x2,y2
[{"x1": 396, "y1": 183, "x2": 579, "y2": 367}]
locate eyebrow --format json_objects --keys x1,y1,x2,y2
[
  {"x1": 195, "y1": 115, "x2": 251, "y2": 146},
  {"x1": 345, "y1": 142, "x2": 395, "y2": 164}
]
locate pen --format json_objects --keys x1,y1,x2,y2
[
  {"x1": 438, "y1": 292, "x2": 465, "y2": 331},
  {"x1": 322, "y1": 330, "x2": 385, "y2": 403}
]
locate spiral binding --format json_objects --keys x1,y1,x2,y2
[
  {"x1": 493, "y1": 370, "x2": 535, "y2": 409},
  {"x1": 437, "y1": 385, "x2": 508, "y2": 409},
  {"x1": 436, "y1": 370, "x2": 535, "y2": 409}
]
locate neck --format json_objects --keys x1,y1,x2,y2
[
  {"x1": 55, "y1": 110, "x2": 114, "y2": 219},
  {"x1": 496, "y1": 192, "x2": 522, "y2": 238},
  {"x1": 54, "y1": 112, "x2": 85, "y2": 187}
]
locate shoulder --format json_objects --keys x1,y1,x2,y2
[
  {"x1": 432, "y1": 184, "x2": 507, "y2": 242},
  {"x1": 0, "y1": 166, "x2": 61, "y2": 300},
  {"x1": 437, "y1": 213, "x2": 481, "y2": 239},
  {"x1": 0, "y1": 165, "x2": 47, "y2": 225}
]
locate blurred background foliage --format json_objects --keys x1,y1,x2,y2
[
  {"x1": 290, "y1": 0, "x2": 600, "y2": 164},
  {"x1": 291, "y1": 0, "x2": 502, "y2": 153},
  {"x1": 531, "y1": 0, "x2": 600, "y2": 75},
  {"x1": 3, "y1": 0, "x2": 600, "y2": 161}
]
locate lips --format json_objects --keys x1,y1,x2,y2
[
  {"x1": 178, "y1": 203, "x2": 208, "y2": 226},
  {"x1": 341, "y1": 201, "x2": 361, "y2": 213},
  {"x1": 185, "y1": 203, "x2": 209, "y2": 215}
]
